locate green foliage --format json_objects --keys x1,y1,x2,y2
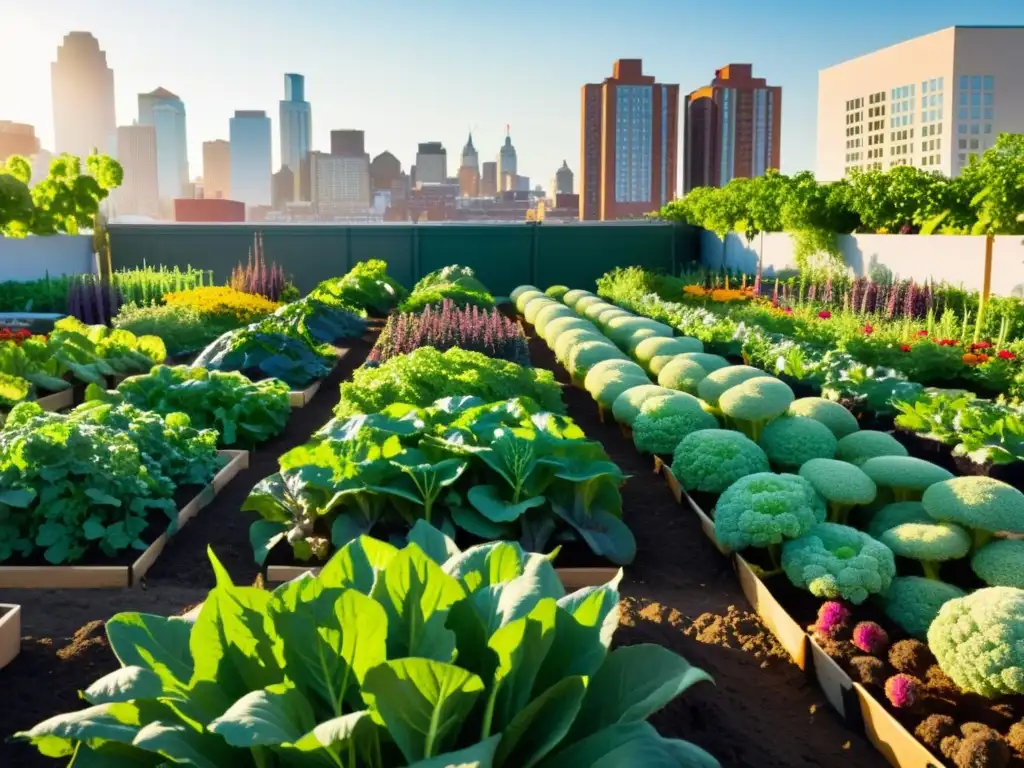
[
  {"x1": 879, "y1": 576, "x2": 966, "y2": 639},
  {"x1": 928, "y1": 586, "x2": 1024, "y2": 697},
  {"x1": 922, "y1": 475, "x2": 1024, "y2": 539},
  {"x1": 400, "y1": 266, "x2": 494, "y2": 313},
  {"x1": 670, "y1": 428, "x2": 770, "y2": 494},
  {"x1": 713, "y1": 472, "x2": 826, "y2": 552},
  {"x1": 788, "y1": 397, "x2": 860, "y2": 439},
  {"x1": 193, "y1": 321, "x2": 335, "y2": 389},
  {"x1": 878, "y1": 522, "x2": 972, "y2": 578},
  {"x1": 336, "y1": 347, "x2": 564, "y2": 418},
  {"x1": 835, "y1": 430, "x2": 908, "y2": 466},
  {"x1": 15, "y1": 533, "x2": 719, "y2": 766},
  {"x1": 656, "y1": 356, "x2": 709, "y2": 393},
  {"x1": 265, "y1": 296, "x2": 368, "y2": 346},
  {"x1": 0, "y1": 168, "x2": 34, "y2": 237},
  {"x1": 88, "y1": 364, "x2": 291, "y2": 447},
  {"x1": 697, "y1": 365, "x2": 770, "y2": 408},
  {"x1": 610, "y1": 384, "x2": 672, "y2": 426},
  {"x1": 544, "y1": 284, "x2": 569, "y2": 300},
  {"x1": 971, "y1": 539, "x2": 1024, "y2": 588},
  {"x1": 781, "y1": 522, "x2": 896, "y2": 604},
  {"x1": 632, "y1": 393, "x2": 719, "y2": 455},
  {"x1": 0, "y1": 273, "x2": 72, "y2": 313},
  {"x1": 758, "y1": 415, "x2": 838, "y2": 470},
  {"x1": 866, "y1": 501, "x2": 931, "y2": 539},
  {"x1": 858, "y1": 456, "x2": 954, "y2": 500},
  {"x1": 311, "y1": 259, "x2": 407, "y2": 316},
  {"x1": 113, "y1": 301, "x2": 223, "y2": 357},
  {"x1": 584, "y1": 366, "x2": 650, "y2": 409},
  {"x1": 718, "y1": 377, "x2": 795, "y2": 441},
  {"x1": 798, "y1": 458, "x2": 876, "y2": 523},
  {"x1": 113, "y1": 264, "x2": 214, "y2": 307}
]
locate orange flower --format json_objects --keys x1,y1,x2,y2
[
  {"x1": 962, "y1": 353, "x2": 979, "y2": 364},
  {"x1": 976, "y1": 353, "x2": 990, "y2": 363},
  {"x1": 683, "y1": 285, "x2": 708, "y2": 297}
]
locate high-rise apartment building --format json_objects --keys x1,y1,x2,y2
[
  {"x1": 415, "y1": 142, "x2": 447, "y2": 186},
  {"x1": 683, "y1": 64, "x2": 781, "y2": 193},
  {"x1": 112, "y1": 124, "x2": 159, "y2": 219},
  {"x1": 229, "y1": 110, "x2": 273, "y2": 210},
  {"x1": 0, "y1": 122, "x2": 41, "y2": 163},
  {"x1": 496, "y1": 127, "x2": 517, "y2": 192},
  {"x1": 279, "y1": 74, "x2": 311, "y2": 201},
  {"x1": 138, "y1": 88, "x2": 190, "y2": 208},
  {"x1": 51, "y1": 32, "x2": 116, "y2": 159},
  {"x1": 817, "y1": 26, "x2": 1024, "y2": 180},
  {"x1": 580, "y1": 59, "x2": 679, "y2": 221},
  {"x1": 480, "y1": 161, "x2": 497, "y2": 197},
  {"x1": 202, "y1": 140, "x2": 231, "y2": 200},
  {"x1": 309, "y1": 151, "x2": 370, "y2": 213}
]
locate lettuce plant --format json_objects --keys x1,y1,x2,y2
[{"x1": 15, "y1": 529, "x2": 718, "y2": 767}]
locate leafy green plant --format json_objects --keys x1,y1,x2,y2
[
  {"x1": 113, "y1": 301, "x2": 225, "y2": 357},
  {"x1": 265, "y1": 296, "x2": 368, "y2": 345},
  {"x1": 87, "y1": 365, "x2": 290, "y2": 447},
  {"x1": 311, "y1": 259, "x2": 407, "y2": 316},
  {"x1": 113, "y1": 264, "x2": 214, "y2": 306},
  {"x1": 399, "y1": 267, "x2": 495, "y2": 314},
  {"x1": 15, "y1": 529, "x2": 718, "y2": 767}
]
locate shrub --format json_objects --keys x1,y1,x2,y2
[
  {"x1": 533, "y1": 303, "x2": 575, "y2": 336},
  {"x1": 573, "y1": 294, "x2": 604, "y2": 315},
  {"x1": 798, "y1": 458, "x2": 877, "y2": 524},
  {"x1": 671, "y1": 428, "x2": 769, "y2": 494},
  {"x1": 657, "y1": 357, "x2": 709, "y2": 394},
  {"x1": 632, "y1": 393, "x2": 719, "y2": 454},
  {"x1": 759, "y1": 415, "x2": 838, "y2": 470},
  {"x1": 523, "y1": 295, "x2": 556, "y2": 324},
  {"x1": 879, "y1": 522, "x2": 972, "y2": 579},
  {"x1": 583, "y1": 301, "x2": 617, "y2": 323},
  {"x1": 605, "y1": 315, "x2": 673, "y2": 348},
  {"x1": 880, "y1": 576, "x2": 966, "y2": 639},
  {"x1": 713, "y1": 472, "x2": 825, "y2": 555},
  {"x1": 928, "y1": 586, "x2": 1024, "y2": 697},
  {"x1": 542, "y1": 315, "x2": 591, "y2": 345},
  {"x1": 861, "y1": 456, "x2": 954, "y2": 501},
  {"x1": 971, "y1": 539, "x2": 1024, "y2": 588},
  {"x1": 923, "y1": 476, "x2": 1024, "y2": 549},
  {"x1": 544, "y1": 284, "x2": 569, "y2": 300},
  {"x1": 554, "y1": 328, "x2": 602, "y2": 363},
  {"x1": 566, "y1": 339, "x2": 628, "y2": 379},
  {"x1": 401, "y1": 282, "x2": 494, "y2": 314},
  {"x1": 585, "y1": 367, "x2": 651, "y2": 409},
  {"x1": 788, "y1": 397, "x2": 860, "y2": 439},
  {"x1": 835, "y1": 430, "x2": 909, "y2": 466},
  {"x1": 163, "y1": 285, "x2": 279, "y2": 327},
  {"x1": 677, "y1": 352, "x2": 731, "y2": 372},
  {"x1": 633, "y1": 336, "x2": 703, "y2": 371},
  {"x1": 697, "y1": 365, "x2": 770, "y2": 407},
  {"x1": 719, "y1": 377, "x2": 795, "y2": 441},
  {"x1": 866, "y1": 501, "x2": 931, "y2": 539},
  {"x1": 782, "y1": 522, "x2": 896, "y2": 604},
  {"x1": 610, "y1": 384, "x2": 672, "y2": 426}
]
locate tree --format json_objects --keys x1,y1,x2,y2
[
  {"x1": 961, "y1": 133, "x2": 1024, "y2": 235},
  {"x1": 28, "y1": 152, "x2": 123, "y2": 235},
  {"x1": 0, "y1": 156, "x2": 35, "y2": 237}
]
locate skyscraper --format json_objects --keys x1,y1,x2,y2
[
  {"x1": 480, "y1": 161, "x2": 497, "y2": 197},
  {"x1": 496, "y1": 127, "x2": 517, "y2": 192},
  {"x1": 553, "y1": 160, "x2": 574, "y2": 195},
  {"x1": 370, "y1": 151, "x2": 401, "y2": 191},
  {"x1": 816, "y1": 26, "x2": 1024, "y2": 180},
  {"x1": 51, "y1": 32, "x2": 116, "y2": 159},
  {"x1": 458, "y1": 133, "x2": 479, "y2": 197},
  {"x1": 580, "y1": 60, "x2": 678, "y2": 221},
  {"x1": 331, "y1": 130, "x2": 365, "y2": 156},
  {"x1": 279, "y1": 73, "x2": 311, "y2": 201},
  {"x1": 229, "y1": 110, "x2": 272, "y2": 210},
  {"x1": 0, "y1": 122, "x2": 41, "y2": 163},
  {"x1": 684, "y1": 64, "x2": 781, "y2": 193},
  {"x1": 415, "y1": 142, "x2": 447, "y2": 186},
  {"x1": 309, "y1": 151, "x2": 370, "y2": 213},
  {"x1": 138, "y1": 87, "x2": 190, "y2": 208},
  {"x1": 202, "y1": 140, "x2": 231, "y2": 200},
  {"x1": 113, "y1": 124, "x2": 159, "y2": 219}
]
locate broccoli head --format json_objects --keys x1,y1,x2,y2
[
  {"x1": 584, "y1": 366, "x2": 652, "y2": 408},
  {"x1": 671, "y1": 428, "x2": 770, "y2": 494},
  {"x1": 860, "y1": 455, "x2": 954, "y2": 501},
  {"x1": 533, "y1": 303, "x2": 576, "y2": 336},
  {"x1": 782, "y1": 522, "x2": 896, "y2": 604},
  {"x1": 633, "y1": 393, "x2": 719, "y2": 455},
  {"x1": 759, "y1": 415, "x2": 838, "y2": 470},
  {"x1": 677, "y1": 352, "x2": 732, "y2": 372},
  {"x1": 788, "y1": 397, "x2": 860, "y2": 439},
  {"x1": 567, "y1": 339, "x2": 628, "y2": 378},
  {"x1": 634, "y1": 336, "x2": 704, "y2": 372},
  {"x1": 714, "y1": 472, "x2": 826, "y2": 557},
  {"x1": 719, "y1": 377, "x2": 795, "y2": 441},
  {"x1": 562, "y1": 288, "x2": 593, "y2": 309},
  {"x1": 582, "y1": 301, "x2": 616, "y2": 323},
  {"x1": 923, "y1": 476, "x2": 1024, "y2": 549},
  {"x1": 657, "y1": 357, "x2": 710, "y2": 395},
  {"x1": 971, "y1": 539, "x2": 1024, "y2": 588},
  {"x1": 543, "y1": 316, "x2": 592, "y2": 346},
  {"x1": 927, "y1": 586, "x2": 1024, "y2": 697},
  {"x1": 798, "y1": 458, "x2": 877, "y2": 524},
  {"x1": 605, "y1": 315, "x2": 673, "y2": 348},
  {"x1": 573, "y1": 294, "x2": 605, "y2": 315},
  {"x1": 866, "y1": 501, "x2": 932, "y2": 539},
  {"x1": 514, "y1": 289, "x2": 546, "y2": 314},
  {"x1": 878, "y1": 522, "x2": 972, "y2": 579},
  {"x1": 879, "y1": 576, "x2": 966, "y2": 639},
  {"x1": 611, "y1": 384, "x2": 674, "y2": 426},
  {"x1": 697, "y1": 365, "x2": 771, "y2": 407},
  {"x1": 835, "y1": 430, "x2": 909, "y2": 466}
]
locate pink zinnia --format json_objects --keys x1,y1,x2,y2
[
  {"x1": 818, "y1": 310, "x2": 832, "y2": 320},
  {"x1": 885, "y1": 674, "x2": 918, "y2": 708},
  {"x1": 852, "y1": 621, "x2": 889, "y2": 654},
  {"x1": 863, "y1": 324, "x2": 874, "y2": 335},
  {"x1": 814, "y1": 601, "x2": 850, "y2": 638}
]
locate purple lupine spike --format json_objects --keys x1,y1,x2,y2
[
  {"x1": 823, "y1": 275, "x2": 833, "y2": 305},
  {"x1": 771, "y1": 278, "x2": 779, "y2": 307},
  {"x1": 808, "y1": 283, "x2": 817, "y2": 302},
  {"x1": 902, "y1": 281, "x2": 917, "y2": 319},
  {"x1": 886, "y1": 279, "x2": 902, "y2": 319}
]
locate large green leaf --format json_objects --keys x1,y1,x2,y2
[
  {"x1": 282, "y1": 710, "x2": 381, "y2": 764},
  {"x1": 443, "y1": 541, "x2": 526, "y2": 592},
  {"x1": 105, "y1": 613, "x2": 193, "y2": 697},
  {"x1": 406, "y1": 734, "x2": 501, "y2": 768},
  {"x1": 318, "y1": 535, "x2": 398, "y2": 593},
  {"x1": 468, "y1": 485, "x2": 547, "y2": 523},
  {"x1": 207, "y1": 683, "x2": 315, "y2": 747},
  {"x1": 269, "y1": 579, "x2": 387, "y2": 715},
  {"x1": 486, "y1": 598, "x2": 558, "y2": 732},
  {"x1": 14, "y1": 702, "x2": 142, "y2": 758},
  {"x1": 361, "y1": 658, "x2": 485, "y2": 763},
  {"x1": 494, "y1": 675, "x2": 588, "y2": 768},
  {"x1": 82, "y1": 667, "x2": 164, "y2": 705},
  {"x1": 548, "y1": 481, "x2": 636, "y2": 565},
  {"x1": 132, "y1": 720, "x2": 232, "y2": 767},
  {"x1": 557, "y1": 572, "x2": 623, "y2": 651},
  {"x1": 407, "y1": 519, "x2": 461, "y2": 565},
  {"x1": 249, "y1": 520, "x2": 289, "y2": 566},
  {"x1": 539, "y1": 722, "x2": 719, "y2": 768},
  {"x1": 568, "y1": 644, "x2": 714, "y2": 743},
  {"x1": 369, "y1": 544, "x2": 465, "y2": 659}
]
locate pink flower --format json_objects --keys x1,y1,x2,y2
[
  {"x1": 917, "y1": 329, "x2": 928, "y2": 337},
  {"x1": 782, "y1": 307, "x2": 793, "y2": 315},
  {"x1": 863, "y1": 324, "x2": 874, "y2": 335},
  {"x1": 885, "y1": 674, "x2": 919, "y2": 709},
  {"x1": 852, "y1": 621, "x2": 889, "y2": 654},
  {"x1": 814, "y1": 601, "x2": 850, "y2": 638},
  {"x1": 818, "y1": 310, "x2": 832, "y2": 320}
]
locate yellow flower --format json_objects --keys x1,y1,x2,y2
[
  {"x1": 683, "y1": 285, "x2": 708, "y2": 297},
  {"x1": 164, "y1": 286, "x2": 279, "y2": 324}
]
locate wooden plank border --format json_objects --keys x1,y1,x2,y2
[
  {"x1": 0, "y1": 449, "x2": 248, "y2": 589},
  {"x1": 0, "y1": 603, "x2": 21, "y2": 670}
]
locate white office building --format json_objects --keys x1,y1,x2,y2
[
  {"x1": 816, "y1": 26, "x2": 1024, "y2": 180},
  {"x1": 229, "y1": 110, "x2": 273, "y2": 209},
  {"x1": 310, "y1": 151, "x2": 370, "y2": 212}
]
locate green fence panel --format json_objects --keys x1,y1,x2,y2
[
  {"x1": 535, "y1": 223, "x2": 675, "y2": 291},
  {"x1": 416, "y1": 225, "x2": 535, "y2": 296},
  {"x1": 348, "y1": 226, "x2": 416, "y2": 289}
]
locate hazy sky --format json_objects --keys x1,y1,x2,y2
[{"x1": 4, "y1": 0, "x2": 1024, "y2": 186}]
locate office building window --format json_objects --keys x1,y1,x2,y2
[{"x1": 984, "y1": 124, "x2": 992, "y2": 134}]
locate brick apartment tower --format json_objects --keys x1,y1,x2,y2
[
  {"x1": 580, "y1": 59, "x2": 679, "y2": 221},
  {"x1": 683, "y1": 64, "x2": 782, "y2": 193}
]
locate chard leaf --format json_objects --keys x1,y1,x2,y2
[
  {"x1": 249, "y1": 520, "x2": 288, "y2": 566},
  {"x1": 406, "y1": 734, "x2": 501, "y2": 767},
  {"x1": 548, "y1": 480, "x2": 636, "y2": 566},
  {"x1": 319, "y1": 535, "x2": 398, "y2": 593},
  {"x1": 538, "y1": 722, "x2": 719, "y2": 768},
  {"x1": 407, "y1": 519, "x2": 460, "y2": 565},
  {"x1": 207, "y1": 683, "x2": 315, "y2": 748},
  {"x1": 494, "y1": 675, "x2": 588, "y2": 768},
  {"x1": 82, "y1": 667, "x2": 164, "y2": 705},
  {"x1": 467, "y1": 485, "x2": 546, "y2": 523},
  {"x1": 486, "y1": 598, "x2": 558, "y2": 732}
]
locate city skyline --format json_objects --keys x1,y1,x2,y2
[{"x1": 7, "y1": 0, "x2": 1024, "y2": 187}]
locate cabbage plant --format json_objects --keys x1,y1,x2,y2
[{"x1": 16, "y1": 526, "x2": 719, "y2": 767}]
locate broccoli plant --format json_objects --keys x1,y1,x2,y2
[
  {"x1": 798, "y1": 458, "x2": 877, "y2": 524},
  {"x1": 879, "y1": 575, "x2": 966, "y2": 639},
  {"x1": 781, "y1": 522, "x2": 896, "y2": 604},
  {"x1": 923, "y1": 476, "x2": 1024, "y2": 551},
  {"x1": 671, "y1": 429, "x2": 769, "y2": 494},
  {"x1": 860, "y1": 456, "x2": 954, "y2": 502},
  {"x1": 878, "y1": 522, "x2": 972, "y2": 580},
  {"x1": 632, "y1": 393, "x2": 719, "y2": 455},
  {"x1": 718, "y1": 377, "x2": 795, "y2": 441},
  {"x1": 971, "y1": 539, "x2": 1024, "y2": 589}
]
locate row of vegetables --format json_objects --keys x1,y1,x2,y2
[
  {"x1": 7, "y1": 265, "x2": 724, "y2": 767},
  {"x1": 508, "y1": 282, "x2": 1024, "y2": 768}
]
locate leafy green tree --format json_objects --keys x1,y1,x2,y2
[
  {"x1": 962, "y1": 133, "x2": 1024, "y2": 235},
  {"x1": 744, "y1": 169, "x2": 790, "y2": 237},
  {"x1": 19, "y1": 152, "x2": 123, "y2": 236},
  {"x1": 0, "y1": 156, "x2": 35, "y2": 237}
]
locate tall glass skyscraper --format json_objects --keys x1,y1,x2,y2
[
  {"x1": 279, "y1": 73, "x2": 311, "y2": 201},
  {"x1": 138, "y1": 88, "x2": 189, "y2": 207},
  {"x1": 51, "y1": 32, "x2": 116, "y2": 160},
  {"x1": 230, "y1": 110, "x2": 272, "y2": 209}
]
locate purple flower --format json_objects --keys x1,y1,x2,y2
[
  {"x1": 823, "y1": 276, "x2": 833, "y2": 305},
  {"x1": 814, "y1": 601, "x2": 851, "y2": 638},
  {"x1": 852, "y1": 621, "x2": 889, "y2": 654},
  {"x1": 885, "y1": 674, "x2": 918, "y2": 709}
]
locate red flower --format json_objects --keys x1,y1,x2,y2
[
  {"x1": 917, "y1": 329, "x2": 928, "y2": 337},
  {"x1": 973, "y1": 340, "x2": 991, "y2": 350},
  {"x1": 997, "y1": 349, "x2": 1016, "y2": 360},
  {"x1": 863, "y1": 324, "x2": 874, "y2": 335},
  {"x1": 783, "y1": 307, "x2": 793, "y2": 315},
  {"x1": 938, "y1": 338, "x2": 958, "y2": 347},
  {"x1": 818, "y1": 310, "x2": 832, "y2": 320},
  {"x1": 977, "y1": 353, "x2": 990, "y2": 363},
  {"x1": 900, "y1": 344, "x2": 911, "y2": 352}
]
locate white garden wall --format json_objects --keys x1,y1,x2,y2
[
  {"x1": 0, "y1": 235, "x2": 96, "y2": 282},
  {"x1": 700, "y1": 231, "x2": 1024, "y2": 297}
]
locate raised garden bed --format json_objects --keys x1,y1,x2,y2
[
  {"x1": 0, "y1": 450, "x2": 248, "y2": 589},
  {"x1": 0, "y1": 388, "x2": 74, "y2": 427},
  {"x1": 0, "y1": 603, "x2": 20, "y2": 670}
]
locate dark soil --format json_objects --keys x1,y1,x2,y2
[{"x1": 0, "y1": 329, "x2": 886, "y2": 768}]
